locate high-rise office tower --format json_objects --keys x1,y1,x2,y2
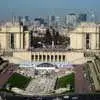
[
  {"x1": 78, "y1": 13, "x2": 87, "y2": 22},
  {"x1": 66, "y1": 13, "x2": 77, "y2": 27}
]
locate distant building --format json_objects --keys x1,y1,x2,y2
[
  {"x1": 66, "y1": 13, "x2": 77, "y2": 27},
  {"x1": 60, "y1": 16, "x2": 66, "y2": 27},
  {"x1": 23, "y1": 16, "x2": 30, "y2": 26},
  {"x1": 51, "y1": 16, "x2": 55, "y2": 23},
  {"x1": 43, "y1": 16, "x2": 49, "y2": 26},
  {"x1": 55, "y1": 16, "x2": 66, "y2": 28},
  {"x1": 55, "y1": 16, "x2": 61, "y2": 27},
  {"x1": 78, "y1": 13, "x2": 87, "y2": 22},
  {"x1": 34, "y1": 18, "x2": 44, "y2": 25},
  {"x1": 48, "y1": 15, "x2": 56, "y2": 26}
]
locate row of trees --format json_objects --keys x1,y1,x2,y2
[{"x1": 30, "y1": 28, "x2": 70, "y2": 48}]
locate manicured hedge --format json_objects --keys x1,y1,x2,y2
[
  {"x1": 6, "y1": 73, "x2": 31, "y2": 89},
  {"x1": 55, "y1": 73, "x2": 75, "y2": 92}
]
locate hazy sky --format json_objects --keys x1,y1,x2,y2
[{"x1": 0, "y1": 0, "x2": 99, "y2": 20}]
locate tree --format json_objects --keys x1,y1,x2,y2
[
  {"x1": 44, "y1": 28, "x2": 52, "y2": 45},
  {"x1": 30, "y1": 31, "x2": 33, "y2": 47}
]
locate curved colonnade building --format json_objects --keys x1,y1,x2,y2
[{"x1": 0, "y1": 22, "x2": 100, "y2": 67}]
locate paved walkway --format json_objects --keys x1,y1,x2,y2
[
  {"x1": 73, "y1": 65, "x2": 90, "y2": 93},
  {"x1": 0, "y1": 64, "x2": 17, "y2": 88}
]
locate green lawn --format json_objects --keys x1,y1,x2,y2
[
  {"x1": 55, "y1": 73, "x2": 75, "y2": 92},
  {"x1": 6, "y1": 73, "x2": 31, "y2": 90}
]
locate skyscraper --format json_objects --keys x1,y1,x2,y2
[
  {"x1": 66, "y1": 13, "x2": 77, "y2": 27},
  {"x1": 78, "y1": 13, "x2": 87, "y2": 22}
]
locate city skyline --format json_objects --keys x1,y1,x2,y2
[{"x1": 0, "y1": 0, "x2": 99, "y2": 21}]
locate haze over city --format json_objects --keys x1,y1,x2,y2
[{"x1": 0, "y1": 0, "x2": 100, "y2": 21}]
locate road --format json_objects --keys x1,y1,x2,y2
[
  {"x1": 73, "y1": 65, "x2": 91, "y2": 93},
  {"x1": 0, "y1": 64, "x2": 18, "y2": 88}
]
